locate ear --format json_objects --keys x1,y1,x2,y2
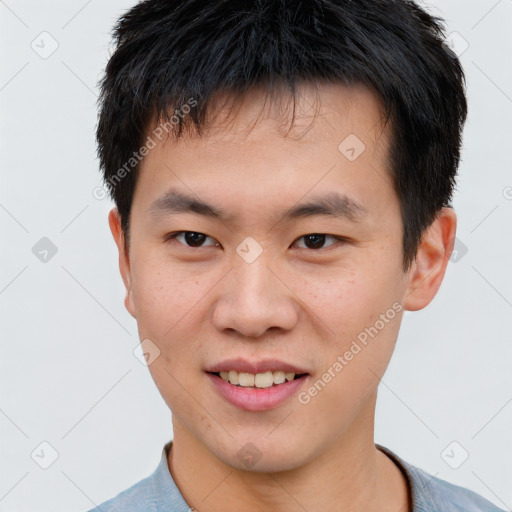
[
  {"x1": 402, "y1": 207, "x2": 457, "y2": 311},
  {"x1": 108, "y1": 207, "x2": 136, "y2": 318}
]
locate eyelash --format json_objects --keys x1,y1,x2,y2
[{"x1": 164, "y1": 231, "x2": 349, "y2": 251}]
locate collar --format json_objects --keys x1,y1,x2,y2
[
  {"x1": 376, "y1": 443, "x2": 438, "y2": 512},
  {"x1": 151, "y1": 441, "x2": 437, "y2": 512}
]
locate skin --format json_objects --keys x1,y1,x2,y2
[{"x1": 109, "y1": 82, "x2": 456, "y2": 512}]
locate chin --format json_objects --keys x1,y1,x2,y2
[
  {"x1": 228, "y1": 452, "x2": 304, "y2": 474},
  {"x1": 216, "y1": 437, "x2": 309, "y2": 474}
]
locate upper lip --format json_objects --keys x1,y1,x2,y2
[{"x1": 205, "y1": 358, "x2": 309, "y2": 375}]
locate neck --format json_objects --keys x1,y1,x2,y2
[{"x1": 167, "y1": 392, "x2": 410, "y2": 512}]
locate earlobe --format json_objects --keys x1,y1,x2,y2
[
  {"x1": 108, "y1": 208, "x2": 137, "y2": 318},
  {"x1": 402, "y1": 207, "x2": 457, "y2": 311}
]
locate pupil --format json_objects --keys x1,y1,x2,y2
[
  {"x1": 185, "y1": 232, "x2": 205, "y2": 247},
  {"x1": 304, "y1": 234, "x2": 325, "y2": 249}
]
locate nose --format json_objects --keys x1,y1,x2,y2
[{"x1": 211, "y1": 254, "x2": 299, "y2": 339}]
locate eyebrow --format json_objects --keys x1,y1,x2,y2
[{"x1": 147, "y1": 189, "x2": 368, "y2": 224}]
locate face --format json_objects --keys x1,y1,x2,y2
[{"x1": 109, "y1": 82, "x2": 453, "y2": 472}]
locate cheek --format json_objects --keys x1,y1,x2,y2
[
  {"x1": 298, "y1": 261, "x2": 405, "y2": 399},
  {"x1": 129, "y1": 253, "x2": 233, "y2": 380},
  {"x1": 307, "y1": 306, "x2": 403, "y2": 431},
  {"x1": 131, "y1": 265, "x2": 208, "y2": 402},
  {"x1": 297, "y1": 262, "x2": 401, "y2": 336},
  {"x1": 129, "y1": 255, "x2": 209, "y2": 345}
]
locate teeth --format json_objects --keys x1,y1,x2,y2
[
  {"x1": 254, "y1": 372, "x2": 273, "y2": 388},
  {"x1": 217, "y1": 370, "x2": 299, "y2": 388},
  {"x1": 273, "y1": 370, "x2": 286, "y2": 384},
  {"x1": 238, "y1": 372, "x2": 255, "y2": 387}
]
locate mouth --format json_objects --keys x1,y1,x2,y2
[
  {"x1": 207, "y1": 370, "x2": 309, "y2": 389},
  {"x1": 206, "y1": 370, "x2": 310, "y2": 411}
]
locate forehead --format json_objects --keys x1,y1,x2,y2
[
  {"x1": 155, "y1": 81, "x2": 389, "y2": 149},
  {"x1": 132, "y1": 82, "x2": 395, "y2": 227}
]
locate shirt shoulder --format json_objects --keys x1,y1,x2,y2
[
  {"x1": 85, "y1": 441, "x2": 191, "y2": 512},
  {"x1": 86, "y1": 472, "x2": 156, "y2": 512},
  {"x1": 419, "y1": 470, "x2": 506, "y2": 512},
  {"x1": 377, "y1": 444, "x2": 506, "y2": 512}
]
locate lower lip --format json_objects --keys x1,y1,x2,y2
[{"x1": 206, "y1": 372, "x2": 309, "y2": 412}]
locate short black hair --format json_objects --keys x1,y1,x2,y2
[{"x1": 96, "y1": 0, "x2": 467, "y2": 271}]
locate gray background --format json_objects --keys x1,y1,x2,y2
[{"x1": 1, "y1": 1, "x2": 511, "y2": 510}]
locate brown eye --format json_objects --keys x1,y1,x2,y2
[
  {"x1": 294, "y1": 234, "x2": 341, "y2": 250},
  {"x1": 182, "y1": 232, "x2": 206, "y2": 247},
  {"x1": 165, "y1": 231, "x2": 220, "y2": 248}
]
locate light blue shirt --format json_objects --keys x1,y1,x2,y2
[{"x1": 87, "y1": 441, "x2": 505, "y2": 511}]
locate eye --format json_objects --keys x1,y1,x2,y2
[
  {"x1": 165, "y1": 231, "x2": 220, "y2": 248},
  {"x1": 292, "y1": 234, "x2": 345, "y2": 250},
  {"x1": 164, "y1": 231, "x2": 348, "y2": 251}
]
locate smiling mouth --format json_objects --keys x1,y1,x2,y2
[{"x1": 208, "y1": 371, "x2": 308, "y2": 388}]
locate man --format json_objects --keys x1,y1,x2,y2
[{"x1": 89, "y1": 0, "x2": 503, "y2": 510}]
